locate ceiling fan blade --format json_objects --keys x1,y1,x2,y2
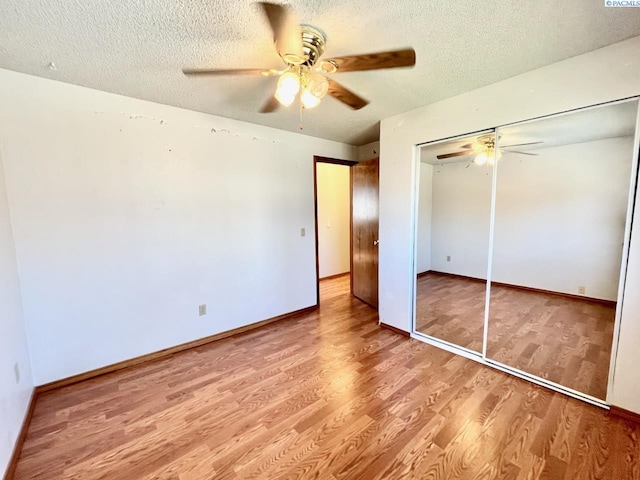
[
  {"x1": 259, "y1": 95, "x2": 280, "y2": 113},
  {"x1": 459, "y1": 143, "x2": 474, "y2": 150},
  {"x1": 258, "y1": 2, "x2": 304, "y2": 63},
  {"x1": 504, "y1": 149, "x2": 538, "y2": 156},
  {"x1": 436, "y1": 151, "x2": 474, "y2": 159},
  {"x1": 499, "y1": 141, "x2": 543, "y2": 148},
  {"x1": 326, "y1": 78, "x2": 369, "y2": 110},
  {"x1": 183, "y1": 68, "x2": 281, "y2": 77},
  {"x1": 325, "y1": 48, "x2": 416, "y2": 73}
]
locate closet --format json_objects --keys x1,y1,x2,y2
[{"x1": 413, "y1": 99, "x2": 640, "y2": 405}]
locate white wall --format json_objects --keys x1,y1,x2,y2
[
  {"x1": 379, "y1": 36, "x2": 640, "y2": 411},
  {"x1": 427, "y1": 160, "x2": 493, "y2": 279},
  {"x1": 358, "y1": 141, "x2": 380, "y2": 161},
  {"x1": 0, "y1": 146, "x2": 33, "y2": 477},
  {"x1": 492, "y1": 137, "x2": 632, "y2": 301},
  {"x1": 416, "y1": 163, "x2": 433, "y2": 274},
  {"x1": 0, "y1": 68, "x2": 356, "y2": 386},
  {"x1": 417, "y1": 137, "x2": 633, "y2": 301},
  {"x1": 316, "y1": 163, "x2": 350, "y2": 278}
]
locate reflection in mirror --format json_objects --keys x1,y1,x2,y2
[
  {"x1": 487, "y1": 100, "x2": 639, "y2": 399},
  {"x1": 415, "y1": 133, "x2": 494, "y2": 352}
]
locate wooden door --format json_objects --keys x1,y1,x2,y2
[{"x1": 351, "y1": 158, "x2": 379, "y2": 308}]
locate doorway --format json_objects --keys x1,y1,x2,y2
[{"x1": 313, "y1": 156, "x2": 379, "y2": 308}]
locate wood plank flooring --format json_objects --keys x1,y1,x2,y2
[
  {"x1": 416, "y1": 272, "x2": 614, "y2": 399},
  {"x1": 13, "y1": 275, "x2": 639, "y2": 479},
  {"x1": 487, "y1": 284, "x2": 614, "y2": 400},
  {"x1": 416, "y1": 272, "x2": 486, "y2": 352}
]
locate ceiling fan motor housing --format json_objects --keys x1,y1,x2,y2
[{"x1": 299, "y1": 24, "x2": 326, "y2": 66}]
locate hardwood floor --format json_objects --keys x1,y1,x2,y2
[
  {"x1": 13, "y1": 276, "x2": 639, "y2": 479},
  {"x1": 416, "y1": 272, "x2": 614, "y2": 399},
  {"x1": 416, "y1": 272, "x2": 485, "y2": 352},
  {"x1": 487, "y1": 284, "x2": 614, "y2": 400}
]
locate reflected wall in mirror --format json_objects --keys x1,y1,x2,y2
[
  {"x1": 415, "y1": 133, "x2": 494, "y2": 352},
  {"x1": 487, "y1": 100, "x2": 639, "y2": 400}
]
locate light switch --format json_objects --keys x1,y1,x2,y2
[{"x1": 300, "y1": 228, "x2": 306, "y2": 237}]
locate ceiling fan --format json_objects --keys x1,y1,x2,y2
[
  {"x1": 182, "y1": 2, "x2": 416, "y2": 114},
  {"x1": 436, "y1": 134, "x2": 542, "y2": 166}
]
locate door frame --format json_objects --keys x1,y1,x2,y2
[{"x1": 313, "y1": 155, "x2": 358, "y2": 305}]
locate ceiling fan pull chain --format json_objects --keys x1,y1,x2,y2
[{"x1": 299, "y1": 101, "x2": 304, "y2": 130}]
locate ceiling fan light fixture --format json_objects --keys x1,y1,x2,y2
[
  {"x1": 301, "y1": 88, "x2": 321, "y2": 108},
  {"x1": 282, "y1": 53, "x2": 306, "y2": 65},
  {"x1": 474, "y1": 147, "x2": 502, "y2": 166},
  {"x1": 275, "y1": 71, "x2": 301, "y2": 106},
  {"x1": 182, "y1": 4, "x2": 417, "y2": 118},
  {"x1": 474, "y1": 153, "x2": 488, "y2": 166},
  {"x1": 305, "y1": 72, "x2": 329, "y2": 99},
  {"x1": 275, "y1": 89, "x2": 296, "y2": 106},
  {"x1": 318, "y1": 60, "x2": 338, "y2": 74}
]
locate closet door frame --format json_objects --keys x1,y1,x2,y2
[
  {"x1": 410, "y1": 96, "x2": 640, "y2": 409},
  {"x1": 411, "y1": 129, "x2": 495, "y2": 359}
]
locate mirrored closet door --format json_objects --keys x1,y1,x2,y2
[
  {"x1": 415, "y1": 132, "x2": 494, "y2": 353},
  {"x1": 486, "y1": 100, "x2": 639, "y2": 400},
  {"x1": 413, "y1": 98, "x2": 640, "y2": 404}
]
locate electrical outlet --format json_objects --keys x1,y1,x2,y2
[
  {"x1": 446, "y1": 256, "x2": 451, "y2": 262},
  {"x1": 578, "y1": 286, "x2": 586, "y2": 295},
  {"x1": 199, "y1": 304, "x2": 207, "y2": 316},
  {"x1": 14, "y1": 362, "x2": 20, "y2": 384},
  {"x1": 300, "y1": 227, "x2": 306, "y2": 237}
]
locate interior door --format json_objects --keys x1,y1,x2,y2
[{"x1": 351, "y1": 158, "x2": 379, "y2": 308}]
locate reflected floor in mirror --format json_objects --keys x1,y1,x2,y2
[
  {"x1": 416, "y1": 271, "x2": 485, "y2": 352},
  {"x1": 488, "y1": 284, "x2": 614, "y2": 400},
  {"x1": 416, "y1": 272, "x2": 614, "y2": 399}
]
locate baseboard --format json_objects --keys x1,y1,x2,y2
[
  {"x1": 3, "y1": 389, "x2": 37, "y2": 480},
  {"x1": 610, "y1": 405, "x2": 640, "y2": 424},
  {"x1": 490, "y1": 280, "x2": 616, "y2": 307},
  {"x1": 319, "y1": 272, "x2": 350, "y2": 281},
  {"x1": 421, "y1": 270, "x2": 616, "y2": 307},
  {"x1": 37, "y1": 304, "x2": 318, "y2": 393},
  {"x1": 380, "y1": 322, "x2": 411, "y2": 338},
  {"x1": 421, "y1": 270, "x2": 486, "y2": 283}
]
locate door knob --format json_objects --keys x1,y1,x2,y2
[{"x1": 373, "y1": 240, "x2": 379, "y2": 246}]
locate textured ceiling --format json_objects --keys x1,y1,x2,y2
[{"x1": 2, "y1": 1, "x2": 640, "y2": 145}]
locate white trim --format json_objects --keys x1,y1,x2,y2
[
  {"x1": 416, "y1": 129, "x2": 495, "y2": 149},
  {"x1": 410, "y1": 143, "x2": 421, "y2": 333},
  {"x1": 497, "y1": 96, "x2": 640, "y2": 130},
  {"x1": 410, "y1": 331, "x2": 608, "y2": 409},
  {"x1": 411, "y1": 331, "x2": 483, "y2": 361},
  {"x1": 482, "y1": 132, "x2": 500, "y2": 358},
  {"x1": 413, "y1": 129, "x2": 495, "y2": 336},
  {"x1": 484, "y1": 359, "x2": 608, "y2": 408},
  {"x1": 606, "y1": 99, "x2": 640, "y2": 403}
]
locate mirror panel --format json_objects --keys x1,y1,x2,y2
[
  {"x1": 487, "y1": 100, "x2": 639, "y2": 399},
  {"x1": 415, "y1": 133, "x2": 494, "y2": 353}
]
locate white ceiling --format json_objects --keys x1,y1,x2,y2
[
  {"x1": 420, "y1": 99, "x2": 639, "y2": 164},
  {"x1": 2, "y1": 1, "x2": 640, "y2": 146}
]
